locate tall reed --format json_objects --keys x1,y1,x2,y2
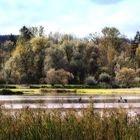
[{"x1": 0, "y1": 107, "x2": 140, "y2": 140}]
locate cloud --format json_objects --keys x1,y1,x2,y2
[
  {"x1": 0, "y1": 0, "x2": 140, "y2": 38},
  {"x1": 91, "y1": 0, "x2": 124, "y2": 5}
]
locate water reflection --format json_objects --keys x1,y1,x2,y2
[
  {"x1": 1, "y1": 103, "x2": 140, "y2": 109},
  {"x1": 1, "y1": 95, "x2": 140, "y2": 100},
  {"x1": 0, "y1": 95, "x2": 140, "y2": 109}
]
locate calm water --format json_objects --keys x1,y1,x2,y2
[
  {"x1": 0, "y1": 95, "x2": 140, "y2": 109},
  {"x1": 1, "y1": 103, "x2": 140, "y2": 109},
  {"x1": 0, "y1": 95, "x2": 140, "y2": 101}
]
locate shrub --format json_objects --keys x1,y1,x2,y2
[
  {"x1": 98, "y1": 82, "x2": 112, "y2": 88},
  {"x1": 46, "y1": 69, "x2": 74, "y2": 85},
  {"x1": 134, "y1": 77, "x2": 140, "y2": 83},
  {"x1": 0, "y1": 89, "x2": 23, "y2": 95},
  {"x1": 84, "y1": 76, "x2": 97, "y2": 85},
  {"x1": 136, "y1": 68, "x2": 140, "y2": 76},
  {"x1": 99, "y1": 72, "x2": 111, "y2": 84},
  {"x1": 0, "y1": 85, "x2": 16, "y2": 88},
  {"x1": 115, "y1": 67, "x2": 136, "y2": 87}
]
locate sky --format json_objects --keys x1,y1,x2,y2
[{"x1": 0, "y1": 0, "x2": 140, "y2": 38}]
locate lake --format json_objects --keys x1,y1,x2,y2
[{"x1": 0, "y1": 95, "x2": 140, "y2": 109}]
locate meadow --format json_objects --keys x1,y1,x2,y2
[{"x1": 1, "y1": 84, "x2": 140, "y2": 95}]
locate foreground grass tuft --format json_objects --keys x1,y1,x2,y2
[{"x1": 0, "y1": 107, "x2": 140, "y2": 140}]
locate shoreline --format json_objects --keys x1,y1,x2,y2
[{"x1": 1, "y1": 87, "x2": 140, "y2": 95}]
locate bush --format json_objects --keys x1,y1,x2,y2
[
  {"x1": 0, "y1": 89, "x2": 23, "y2": 95},
  {"x1": 0, "y1": 85, "x2": 16, "y2": 88},
  {"x1": 30, "y1": 85, "x2": 40, "y2": 89},
  {"x1": 111, "y1": 81, "x2": 120, "y2": 88},
  {"x1": 98, "y1": 82, "x2": 112, "y2": 88},
  {"x1": 46, "y1": 69, "x2": 74, "y2": 85},
  {"x1": 115, "y1": 67, "x2": 136, "y2": 87},
  {"x1": 99, "y1": 72, "x2": 111, "y2": 84},
  {"x1": 84, "y1": 76, "x2": 97, "y2": 85},
  {"x1": 132, "y1": 77, "x2": 140, "y2": 87}
]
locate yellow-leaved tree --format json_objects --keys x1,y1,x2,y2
[{"x1": 115, "y1": 67, "x2": 136, "y2": 87}]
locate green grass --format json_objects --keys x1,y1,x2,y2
[
  {"x1": 0, "y1": 107, "x2": 140, "y2": 140},
  {"x1": 1, "y1": 84, "x2": 140, "y2": 95},
  {"x1": 3, "y1": 88, "x2": 140, "y2": 95},
  {"x1": 76, "y1": 88, "x2": 140, "y2": 95}
]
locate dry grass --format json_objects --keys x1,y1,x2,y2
[{"x1": 0, "y1": 107, "x2": 140, "y2": 140}]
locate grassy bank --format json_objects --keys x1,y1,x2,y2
[
  {"x1": 1, "y1": 88, "x2": 140, "y2": 95},
  {"x1": 1, "y1": 84, "x2": 140, "y2": 95},
  {"x1": 76, "y1": 88, "x2": 140, "y2": 95},
  {"x1": 0, "y1": 107, "x2": 140, "y2": 140}
]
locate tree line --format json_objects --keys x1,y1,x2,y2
[{"x1": 0, "y1": 26, "x2": 140, "y2": 88}]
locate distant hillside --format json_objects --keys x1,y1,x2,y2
[{"x1": 0, "y1": 34, "x2": 18, "y2": 43}]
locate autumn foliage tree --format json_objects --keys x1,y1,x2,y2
[
  {"x1": 136, "y1": 45, "x2": 140, "y2": 68},
  {"x1": 115, "y1": 67, "x2": 136, "y2": 87},
  {"x1": 0, "y1": 26, "x2": 140, "y2": 87},
  {"x1": 46, "y1": 69, "x2": 74, "y2": 85}
]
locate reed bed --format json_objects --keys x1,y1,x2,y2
[{"x1": 0, "y1": 107, "x2": 140, "y2": 140}]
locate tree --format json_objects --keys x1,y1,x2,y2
[
  {"x1": 3, "y1": 57, "x2": 16, "y2": 84},
  {"x1": 101, "y1": 27, "x2": 126, "y2": 52},
  {"x1": 3, "y1": 40, "x2": 15, "y2": 53},
  {"x1": 115, "y1": 67, "x2": 136, "y2": 87},
  {"x1": 70, "y1": 42, "x2": 86, "y2": 83},
  {"x1": 38, "y1": 26, "x2": 45, "y2": 36},
  {"x1": 46, "y1": 69, "x2": 73, "y2": 85},
  {"x1": 19, "y1": 26, "x2": 33, "y2": 42},
  {"x1": 49, "y1": 32, "x2": 63, "y2": 44},
  {"x1": 136, "y1": 45, "x2": 140, "y2": 68},
  {"x1": 30, "y1": 27, "x2": 38, "y2": 37},
  {"x1": 44, "y1": 44, "x2": 68, "y2": 71},
  {"x1": 107, "y1": 46, "x2": 116, "y2": 75},
  {"x1": 84, "y1": 76, "x2": 97, "y2": 85},
  {"x1": 99, "y1": 72, "x2": 111, "y2": 84},
  {"x1": 0, "y1": 25, "x2": 139, "y2": 86},
  {"x1": 30, "y1": 36, "x2": 48, "y2": 83},
  {"x1": 62, "y1": 40, "x2": 75, "y2": 63},
  {"x1": 85, "y1": 43, "x2": 99, "y2": 76},
  {"x1": 61, "y1": 34, "x2": 74, "y2": 43},
  {"x1": 7, "y1": 43, "x2": 35, "y2": 84},
  {"x1": 88, "y1": 32, "x2": 101, "y2": 45},
  {"x1": 131, "y1": 31, "x2": 140, "y2": 56},
  {"x1": 102, "y1": 27, "x2": 120, "y2": 38},
  {"x1": 133, "y1": 31, "x2": 140, "y2": 45}
]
